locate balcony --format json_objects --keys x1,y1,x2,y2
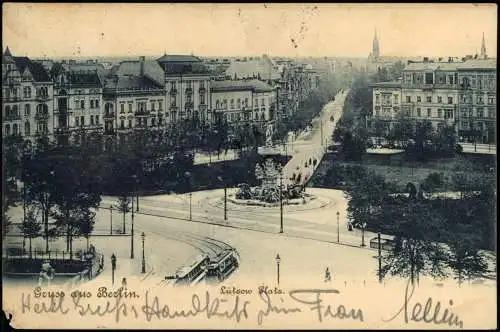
[
  {"x1": 134, "y1": 110, "x2": 150, "y2": 117},
  {"x1": 36, "y1": 94, "x2": 50, "y2": 101},
  {"x1": 4, "y1": 114, "x2": 22, "y2": 121},
  {"x1": 35, "y1": 112, "x2": 49, "y2": 121},
  {"x1": 4, "y1": 96, "x2": 20, "y2": 102}
]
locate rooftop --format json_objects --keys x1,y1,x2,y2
[
  {"x1": 369, "y1": 81, "x2": 402, "y2": 88},
  {"x1": 225, "y1": 58, "x2": 281, "y2": 81},
  {"x1": 104, "y1": 75, "x2": 164, "y2": 92},
  {"x1": 12, "y1": 56, "x2": 51, "y2": 82},
  {"x1": 210, "y1": 79, "x2": 274, "y2": 93},
  {"x1": 113, "y1": 60, "x2": 165, "y2": 85},
  {"x1": 457, "y1": 58, "x2": 496, "y2": 70},
  {"x1": 156, "y1": 54, "x2": 203, "y2": 63}
]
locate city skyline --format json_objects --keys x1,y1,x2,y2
[{"x1": 3, "y1": 3, "x2": 497, "y2": 59}]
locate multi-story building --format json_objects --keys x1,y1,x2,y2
[
  {"x1": 2, "y1": 47, "x2": 54, "y2": 146},
  {"x1": 50, "y1": 63, "x2": 104, "y2": 145},
  {"x1": 370, "y1": 55, "x2": 496, "y2": 144},
  {"x1": 456, "y1": 59, "x2": 496, "y2": 142},
  {"x1": 210, "y1": 79, "x2": 275, "y2": 131},
  {"x1": 103, "y1": 72, "x2": 166, "y2": 145},
  {"x1": 156, "y1": 55, "x2": 211, "y2": 126}
]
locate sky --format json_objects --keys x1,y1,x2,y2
[{"x1": 2, "y1": 3, "x2": 497, "y2": 59}]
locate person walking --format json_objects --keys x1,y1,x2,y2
[{"x1": 324, "y1": 267, "x2": 332, "y2": 282}]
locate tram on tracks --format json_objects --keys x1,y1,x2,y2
[
  {"x1": 173, "y1": 254, "x2": 210, "y2": 286},
  {"x1": 206, "y1": 249, "x2": 239, "y2": 284}
]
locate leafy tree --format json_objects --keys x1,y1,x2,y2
[
  {"x1": 117, "y1": 193, "x2": 131, "y2": 234},
  {"x1": 389, "y1": 113, "x2": 414, "y2": 144},
  {"x1": 381, "y1": 199, "x2": 449, "y2": 285},
  {"x1": 21, "y1": 205, "x2": 41, "y2": 258},
  {"x1": 420, "y1": 172, "x2": 445, "y2": 193}
]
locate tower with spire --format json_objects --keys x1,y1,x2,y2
[
  {"x1": 372, "y1": 28, "x2": 380, "y2": 59},
  {"x1": 480, "y1": 32, "x2": 487, "y2": 59}
]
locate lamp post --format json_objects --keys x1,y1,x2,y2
[
  {"x1": 141, "y1": 232, "x2": 146, "y2": 274},
  {"x1": 217, "y1": 176, "x2": 227, "y2": 221},
  {"x1": 130, "y1": 175, "x2": 136, "y2": 259},
  {"x1": 278, "y1": 165, "x2": 284, "y2": 234},
  {"x1": 136, "y1": 176, "x2": 139, "y2": 212},
  {"x1": 111, "y1": 253, "x2": 116, "y2": 285},
  {"x1": 110, "y1": 205, "x2": 113, "y2": 235},
  {"x1": 336, "y1": 211, "x2": 340, "y2": 243},
  {"x1": 275, "y1": 254, "x2": 281, "y2": 286},
  {"x1": 361, "y1": 222, "x2": 367, "y2": 247},
  {"x1": 184, "y1": 171, "x2": 192, "y2": 221}
]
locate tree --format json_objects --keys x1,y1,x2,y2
[
  {"x1": 381, "y1": 199, "x2": 449, "y2": 285},
  {"x1": 419, "y1": 172, "x2": 445, "y2": 193},
  {"x1": 21, "y1": 205, "x2": 41, "y2": 258},
  {"x1": 389, "y1": 113, "x2": 414, "y2": 144},
  {"x1": 117, "y1": 193, "x2": 131, "y2": 234}
]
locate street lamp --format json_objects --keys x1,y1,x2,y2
[
  {"x1": 184, "y1": 171, "x2": 193, "y2": 221},
  {"x1": 275, "y1": 254, "x2": 281, "y2": 286},
  {"x1": 141, "y1": 232, "x2": 146, "y2": 274},
  {"x1": 336, "y1": 211, "x2": 340, "y2": 243},
  {"x1": 110, "y1": 205, "x2": 113, "y2": 235},
  {"x1": 130, "y1": 175, "x2": 136, "y2": 259},
  {"x1": 361, "y1": 222, "x2": 367, "y2": 247},
  {"x1": 217, "y1": 176, "x2": 227, "y2": 221},
  {"x1": 277, "y1": 164, "x2": 284, "y2": 234},
  {"x1": 135, "y1": 176, "x2": 139, "y2": 212}
]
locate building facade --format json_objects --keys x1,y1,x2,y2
[
  {"x1": 370, "y1": 56, "x2": 496, "y2": 143},
  {"x1": 3, "y1": 47, "x2": 54, "y2": 146}
]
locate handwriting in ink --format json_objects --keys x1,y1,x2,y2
[
  {"x1": 257, "y1": 291, "x2": 302, "y2": 325},
  {"x1": 22, "y1": 293, "x2": 69, "y2": 315},
  {"x1": 289, "y1": 289, "x2": 364, "y2": 323},
  {"x1": 141, "y1": 291, "x2": 250, "y2": 323},
  {"x1": 72, "y1": 293, "x2": 139, "y2": 323},
  {"x1": 383, "y1": 279, "x2": 463, "y2": 328}
]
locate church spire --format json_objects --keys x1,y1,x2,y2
[
  {"x1": 480, "y1": 32, "x2": 487, "y2": 59},
  {"x1": 372, "y1": 27, "x2": 380, "y2": 59}
]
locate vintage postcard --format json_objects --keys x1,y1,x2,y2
[{"x1": 2, "y1": 3, "x2": 497, "y2": 330}]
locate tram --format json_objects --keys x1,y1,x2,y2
[
  {"x1": 174, "y1": 254, "x2": 210, "y2": 286},
  {"x1": 206, "y1": 249, "x2": 239, "y2": 283}
]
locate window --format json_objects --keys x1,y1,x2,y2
[
  {"x1": 425, "y1": 73, "x2": 433, "y2": 85},
  {"x1": 437, "y1": 109, "x2": 442, "y2": 118},
  {"x1": 24, "y1": 122, "x2": 30, "y2": 135},
  {"x1": 150, "y1": 101, "x2": 155, "y2": 111},
  {"x1": 444, "y1": 109, "x2": 453, "y2": 119},
  {"x1": 75, "y1": 100, "x2": 80, "y2": 109},
  {"x1": 121, "y1": 120, "x2": 125, "y2": 129},
  {"x1": 262, "y1": 98, "x2": 265, "y2": 106},
  {"x1": 417, "y1": 108, "x2": 421, "y2": 117},
  {"x1": 128, "y1": 119, "x2": 132, "y2": 128},
  {"x1": 477, "y1": 109, "x2": 484, "y2": 118},
  {"x1": 5, "y1": 124, "x2": 10, "y2": 135},
  {"x1": 375, "y1": 94, "x2": 380, "y2": 103},
  {"x1": 152, "y1": 118, "x2": 156, "y2": 126},
  {"x1": 406, "y1": 96, "x2": 411, "y2": 103},
  {"x1": 448, "y1": 75, "x2": 454, "y2": 85},
  {"x1": 447, "y1": 97, "x2": 453, "y2": 104},
  {"x1": 255, "y1": 99, "x2": 259, "y2": 107},
  {"x1": 159, "y1": 117, "x2": 163, "y2": 125},
  {"x1": 230, "y1": 99, "x2": 234, "y2": 109},
  {"x1": 90, "y1": 115, "x2": 94, "y2": 125},
  {"x1": 75, "y1": 117, "x2": 79, "y2": 127},
  {"x1": 216, "y1": 100, "x2": 220, "y2": 109},
  {"x1": 186, "y1": 94, "x2": 192, "y2": 104},
  {"x1": 95, "y1": 100, "x2": 99, "y2": 108},
  {"x1": 223, "y1": 99, "x2": 227, "y2": 108},
  {"x1": 128, "y1": 103, "x2": 133, "y2": 113},
  {"x1": 171, "y1": 96, "x2": 177, "y2": 106},
  {"x1": 437, "y1": 96, "x2": 442, "y2": 103},
  {"x1": 171, "y1": 82, "x2": 176, "y2": 90},
  {"x1": 13, "y1": 123, "x2": 18, "y2": 135},
  {"x1": 426, "y1": 96, "x2": 432, "y2": 103},
  {"x1": 393, "y1": 94, "x2": 399, "y2": 104},
  {"x1": 159, "y1": 100, "x2": 163, "y2": 110},
  {"x1": 417, "y1": 96, "x2": 421, "y2": 103},
  {"x1": 80, "y1": 116, "x2": 85, "y2": 126},
  {"x1": 90, "y1": 100, "x2": 95, "y2": 108},
  {"x1": 96, "y1": 115, "x2": 99, "y2": 125},
  {"x1": 468, "y1": 109, "x2": 473, "y2": 118},
  {"x1": 24, "y1": 104, "x2": 31, "y2": 116},
  {"x1": 120, "y1": 103, "x2": 125, "y2": 113},
  {"x1": 427, "y1": 108, "x2": 431, "y2": 117},
  {"x1": 487, "y1": 95, "x2": 495, "y2": 104},
  {"x1": 81, "y1": 100, "x2": 85, "y2": 109},
  {"x1": 200, "y1": 94, "x2": 205, "y2": 105},
  {"x1": 476, "y1": 95, "x2": 483, "y2": 104},
  {"x1": 245, "y1": 98, "x2": 249, "y2": 107},
  {"x1": 237, "y1": 98, "x2": 241, "y2": 109}
]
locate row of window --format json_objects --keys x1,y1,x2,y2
[
  {"x1": 74, "y1": 99, "x2": 101, "y2": 109},
  {"x1": 226, "y1": 112, "x2": 266, "y2": 122},
  {"x1": 460, "y1": 109, "x2": 495, "y2": 119},
  {"x1": 75, "y1": 115, "x2": 100, "y2": 127},
  {"x1": 119, "y1": 100, "x2": 164, "y2": 113},
  {"x1": 169, "y1": 94, "x2": 205, "y2": 106},
  {"x1": 4, "y1": 104, "x2": 49, "y2": 118},
  {"x1": 6, "y1": 86, "x2": 49, "y2": 99},
  {"x1": 215, "y1": 97, "x2": 268, "y2": 110},
  {"x1": 169, "y1": 80, "x2": 206, "y2": 90},
  {"x1": 460, "y1": 95, "x2": 495, "y2": 105},
  {"x1": 4, "y1": 121, "x2": 47, "y2": 136},
  {"x1": 405, "y1": 95, "x2": 454, "y2": 104}
]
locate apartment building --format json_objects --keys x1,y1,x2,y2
[
  {"x1": 371, "y1": 57, "x2": 496, "y2": 143},
  {"x1": 210, "y1": 79, "x2": 275, "y2": 131},
  {"x1": 2, "y1": 47, "x2": 54, "y2": 146}
]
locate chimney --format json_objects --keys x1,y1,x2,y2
[{"x1": 139, "y1": 56, "x2": 145, "y2": 76}]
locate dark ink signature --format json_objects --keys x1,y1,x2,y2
[
  {"x1": 383, "y1": 280, "x2": 464, "y2": 328},
  {"x1": 257, "y1": 291, "x2": 302, "y2": 325}
]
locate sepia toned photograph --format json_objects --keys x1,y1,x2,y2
[{"x1": 2, "y1": 3, "x2": 497, "y2": 330}]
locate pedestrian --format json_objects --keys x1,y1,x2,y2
[
  {"x1": 324, "y1": 267, "x2": 331, "y2": 282},
  {"x1": 122, "y1": 277, "x2": 127, "y2": 288}
]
